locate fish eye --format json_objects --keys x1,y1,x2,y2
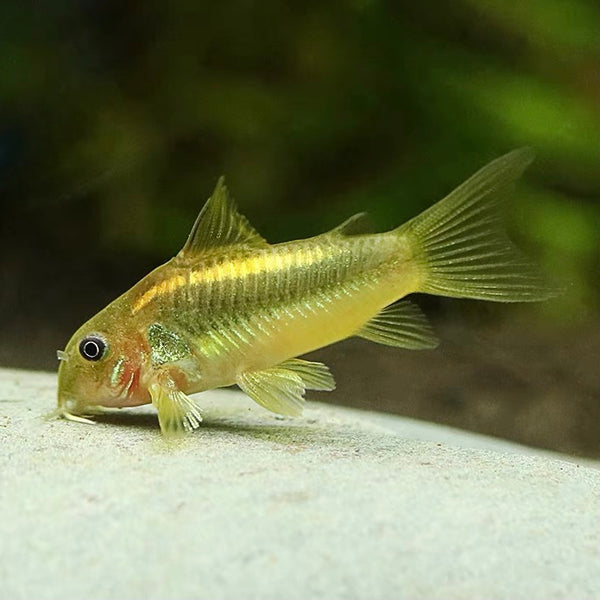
[{"x1": 79, "y1": 335, "x2": 108, "y2": 362}]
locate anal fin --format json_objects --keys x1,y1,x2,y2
[
  {"x1": 237, "y1": 359, "x2": 335, "y2": 416},
  {"x1": 357, "y1": 299, "x2": 439, "y2": 349},
  {"x1": 149, "y1": 376, "x2": 203, "y2": 436}
]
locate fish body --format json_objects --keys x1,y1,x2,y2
[
  {"x1": 57, "y1": 149, "x2": 553, "y2": 434},
  {"x1": 132, "y1": 231, "x2": 412, "y2": 385}
]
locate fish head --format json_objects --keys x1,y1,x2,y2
[{"x1": 56, "y1": 305, "x2": 148, "y2": 417}]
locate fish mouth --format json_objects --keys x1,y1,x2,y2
[
  {"x1": 53, "y1": 389, "x2": 98, "y2": 425},
  {"x1": 56, "y1": 350, "x2": 68, "y2": 362},
  {"x1": 55, "y1": 386, "x2": 76, "y2": 413}
]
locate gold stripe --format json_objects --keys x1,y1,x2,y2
[
  {"x1": 132, "y1": 247, "x2": 326, "y2": 314},
  {"x1": 132, "y1": 274, "x2": 187, "y2": 313}
]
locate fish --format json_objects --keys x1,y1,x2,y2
[{"x1": 56, "y1": 148, "x2": 554, "y2": 435}]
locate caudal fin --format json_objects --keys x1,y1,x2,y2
[{"x1": 397, "y1": 148, "x2": 556, "y2": 302}]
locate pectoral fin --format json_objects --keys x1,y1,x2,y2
[
  {"x1": 357, "y1": 299, "x2": 439, "y2": 349},
  {"x1": 237, "y1": 359, "x2": 335, "y2": 416},
  {"x1": 149, "y1": 377, "x2": 203, "y2": 436}
]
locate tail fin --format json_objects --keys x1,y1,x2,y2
[{"x1": 397, "y1": 148, "x2": 556, "y2": 302}]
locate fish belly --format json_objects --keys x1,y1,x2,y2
[{"x1": 234, "y1": 270, "x2": 415, "y2": 376}]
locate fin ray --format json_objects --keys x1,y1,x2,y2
[
  {"x1": 398, "y1": 148, "x2": 557, "y2": 302},
  {"x1": 178, "y1": 177, "x2": 268, "y2": 257},
  {"x1": 357, "y1": 300, "x2": 439, "y2": 349},
  {"x1": 238, "y1": 368, "x2": 304, "y2": 416},
  {"x1": 149, "y1": 378, "x2": 203, "y2": 436},
  {"x1": 278, "y1": 358, "x2": 336, "y2": 391},
  {"x1": 237, "y1": 358, "x2": 335, "y2": 416},
  {"x1": 327, "y1": 212, "x2": 373, "y2": 237}
]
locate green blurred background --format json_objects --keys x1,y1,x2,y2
[{"x1": 0, "y1": 1, "x2": 598, "y2": 455}]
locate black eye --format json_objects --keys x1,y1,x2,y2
[{"x1": 79, "y1": 335, "x2": 107, "y2": 361}]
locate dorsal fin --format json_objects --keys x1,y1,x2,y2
[
  {"x1": 327, "y1": 212, "x2": 374, "y2": 237},
  {"x1": 178, "y1": 177, "x2": 268, "y2": 257}
]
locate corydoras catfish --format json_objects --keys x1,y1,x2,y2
[{"x1": 56, "y1": 149, "x2": 553, "y2": 435}]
